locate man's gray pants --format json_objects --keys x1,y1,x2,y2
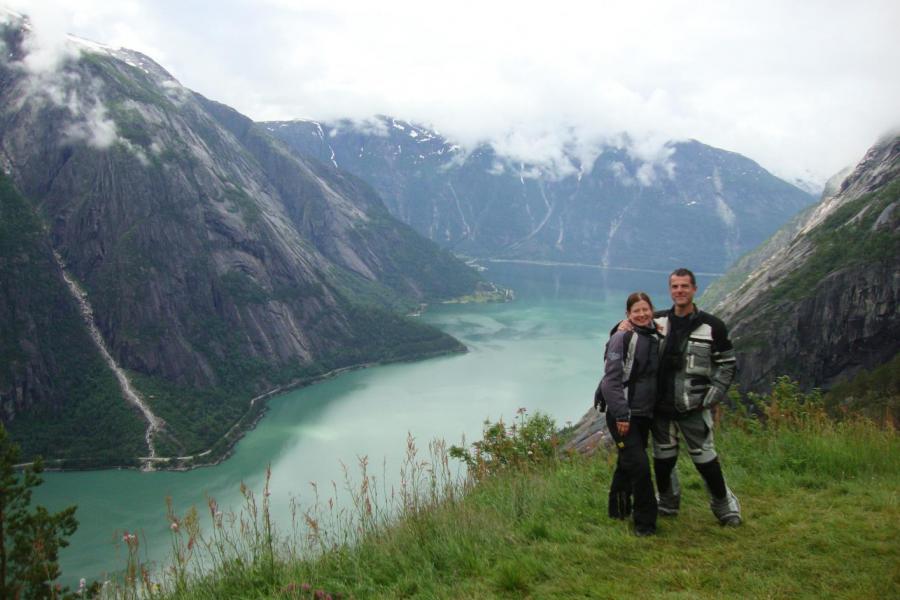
[{"x1": 651, "y1": 409, "x2": 741, "y2": 524}]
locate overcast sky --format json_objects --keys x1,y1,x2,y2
[{"x1": 6, "y1": 0, "x2": 900, "y2": 184}]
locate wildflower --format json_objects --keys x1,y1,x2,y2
[
  {"x1": 315, "y1": 590, "x2": 325, "y2": 599},
  {"x1": 301, "y1": 583, "x2": 311, "y2": 592},
  {"x1": 78, "y1": 578, "x2": 86, "y2": 591},
  {"x1": 517, "y1": 407, "x2": 527, "y2": 415},
  {"x1": 170, "y1": 521, "x2": 179, "y2": 532}
]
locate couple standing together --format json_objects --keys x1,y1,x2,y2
[{"x1": 598, "y1": 268, "x2": 742, "y2": 537}]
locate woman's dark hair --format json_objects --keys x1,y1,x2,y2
[{"x1": 626, "y1": 291, "x2": 654, "y2": 313}]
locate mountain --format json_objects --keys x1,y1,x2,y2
[
  {"x1": 700, "y1": 165, "x2": 856, "y2": 309},
  {"x1": 0, "y1": 22, "x2": 484, "y2": 467},
  {"x1": 263, "y1": 117, "x2": 816, "y2": 274},
  {"x1": 708, "y1": 134, "x2": 900, "y2": 392},
  {"x1": 699, "y1": 206, "x2": 816, "y2": 310}
]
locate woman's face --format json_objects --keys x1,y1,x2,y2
[{"x1": 627, "y1": 299, "x2": 653, "y2": 327}]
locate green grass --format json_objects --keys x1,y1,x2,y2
[{"x1": 102, "y1": 397, "x2": 899, "y2": 599}]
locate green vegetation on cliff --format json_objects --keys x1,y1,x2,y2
[
  {"x1": 698, "y1": 204, "x2": 814, "y2": 309},
  {"x1": 105, "y1": 382, "x2": 897, "y2": 599},
  {"x1": 769, "y1": 179, "x2": 899, "y2": 303},
  {"x1": 0, "y1": 175, "x2": 146, "y2": 466},
  {"x1": 825, "y1": 352, "x2": 900, "y2": 425},
  {"x1": 135, "y1": 294, "x2": 464, "y2": 459}
]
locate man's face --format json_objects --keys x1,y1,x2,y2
[{"x1": 669, "y1": 274, "x2": 697, "y2": 308}]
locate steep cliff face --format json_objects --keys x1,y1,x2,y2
[
  {"x1": 265, "y1": 117, "x2": 815, "y2": 273},
  {"x1": 0, "y1": 174, "x2": 147, "y2": 464},
  {"x1": 0, "y1": 23, "x2": 481, "y2": 464},
  {"x1": 711, "y1": 135, "x2": 900, "y2": 392}
]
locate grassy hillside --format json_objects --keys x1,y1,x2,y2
[{"x1": 98, "y1": 380, "x2": 899, "y2": 599}]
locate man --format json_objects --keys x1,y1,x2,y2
[{"x1": 649, "y1": 268, "x2": 741, "y2": 526}]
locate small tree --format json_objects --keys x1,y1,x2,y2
[{"x1": 0, "y1": 424, "x2": 78, "y2": 599}]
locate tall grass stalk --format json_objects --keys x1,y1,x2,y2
[{"x1": 98, "y1": 430, "x2": 471, "y2": 598}]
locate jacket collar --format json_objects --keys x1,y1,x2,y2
[{"x1": 666, "y1": 303, "x2": 700, "y2": 321}]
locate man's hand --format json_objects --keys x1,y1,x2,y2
[
  {"x1": 616, "y1": 421, "x2": 630, "y2": 437},
  {"x1": 617, "y1": 319, "x2": 633, "y2": 332}
]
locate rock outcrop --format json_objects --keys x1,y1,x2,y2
[
  {"x1": 710, "y1": 135, "x2": 900, "y2": 392},
  {"x1": 560, "y1": 408, "x2": 614, "y2": 457}
]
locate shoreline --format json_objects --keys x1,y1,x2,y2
[
  {"x1": 26, "y1": 281, "x2": 511, "y2": 473},
  {"x1": 483, "y1": 258, "x2": 725, "y2": 277},
  {"x1": 31, "y1": 345, "x2": 468, "y2": 474}
]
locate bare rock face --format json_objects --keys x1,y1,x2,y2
[
  {"x1": 560, "y1": 407, "x2": 615, "y2": 457},
  {"x1": 710, "y1": 135, "x2": 900, "y2": 392},
  {"x1": 0, "y1": 22, "x2": 481, "y2": 463}
]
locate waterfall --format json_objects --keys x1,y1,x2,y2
[{"x1": 52, "y1": 251, "x2": 163, "y2": 469}]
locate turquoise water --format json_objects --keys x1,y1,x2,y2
[{"x1": 37, "y1": 264, "x2": 705, "y2": 585}]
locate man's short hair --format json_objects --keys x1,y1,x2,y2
[{"x1": 670, "y1": 267, "x2": 696, "y2": 286}]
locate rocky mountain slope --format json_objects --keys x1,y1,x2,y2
[
  {"x1": 700, "y1": 165, "x2": 855, "y2": 308},
  {"x1": 0, "y1": 22, "x2": 483, "y2": 466},
  {"x1": 710, "y1": 135, "x2": 900, "y2": 392},
  {"x1": 264, "y1": 117, "x2": 816, "y2": 274}
]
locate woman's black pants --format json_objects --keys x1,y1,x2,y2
[{"x1": 606, "y1": 414, "x2": 658, "y2": 532}]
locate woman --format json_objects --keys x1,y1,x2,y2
[{"x1": 600, "y1": 291, "x2": 660, "y2": 536}]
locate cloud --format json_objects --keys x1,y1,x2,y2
[
  {"x1": 62, "y1": 99, "x2": 118, "y2": 149},
  {"x1": 328, "y1": 117, "x2": 389, "y2": 138},
  {"x1": 6, "y1": 0, "x2": 900, "y2": 184},
  {"x1": 0, "y1": 5, "x2": 161, "y2": 156},
  {"x1": 609, "y1": 162, "x2": 635, "y2": 187}
]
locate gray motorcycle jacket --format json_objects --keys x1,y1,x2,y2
[
  {"x1": 600, "y1": 326, "x2": 661, "y2": 421},
  {"x1": 655, "y1": 307, "x2": 737, "y2": 413}
]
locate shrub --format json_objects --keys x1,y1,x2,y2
[{"x1": 449, "y1": 409, "x2": 559, "y2": 480}]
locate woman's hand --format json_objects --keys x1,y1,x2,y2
[{"x1": 616, "y1": 421, "x2": 630, "y2": 437}]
